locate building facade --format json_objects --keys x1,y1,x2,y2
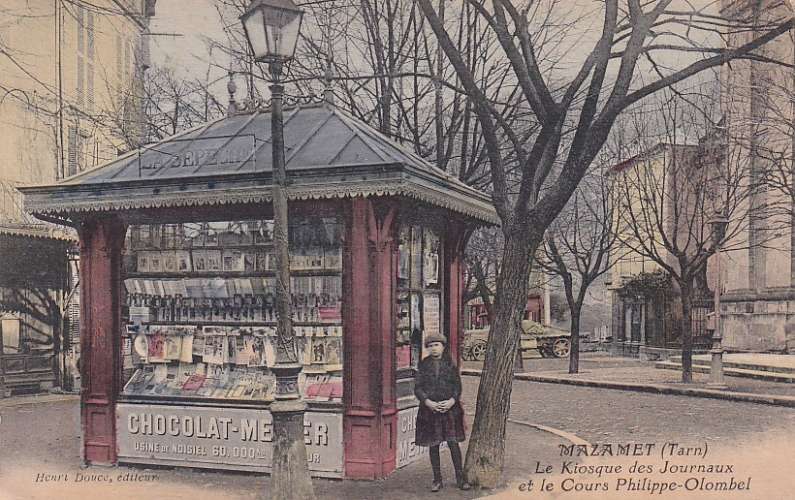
[
  {"x1": 0, "y1": 0, "x2": 155, "y2": 393},
  {"x1": 608, "y1": 143, "x2": 715, "y2": 358},
  {"x1": 718, "y1": 0, "x2": 795, "y2": 352}
]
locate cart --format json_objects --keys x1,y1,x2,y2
[{"x1": 462, "y1": 320, "x2": 571, "y2": 360}]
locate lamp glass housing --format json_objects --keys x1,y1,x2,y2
[
  {"x1": 709, "y1": 214, "x2": 729, "y2": 244},
  {"x1": 241, "y1": 0, "x2": 304, "y2": 63}
]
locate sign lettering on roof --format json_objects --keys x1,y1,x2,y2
[{"x1": 138, "y1": 135, "x2": 256, "y2": 172}]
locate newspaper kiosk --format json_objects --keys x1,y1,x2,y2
[{"x1": 21, "y1": 102, "x2": 496, "y2": 479}]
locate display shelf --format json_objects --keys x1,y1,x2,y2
[
  {"x1": 122, "y1": 217, "x2": 346, "y2": 413},
  {"x1": 129, "y1": 242, "x2": 274, "y2": 251},
  {"x1": 118, "y1": 394, "x2": 345, "y2": 411},
  {"x1": 142, "y1": 320, "x2": 343, "y2": 327},
  {"x1": 124, "y1": 269, "x2": 342, "y2": 279}
]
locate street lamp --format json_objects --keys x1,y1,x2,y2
[
  {"x1": 241, "y1": 1, "x2": 315, "y2": 498},
  {"x1": 708, "y1": 211, "x2": 729, "y2": 390},
  {"x1": 241, "y1": 0, "x2": 304, "y2": 66}
]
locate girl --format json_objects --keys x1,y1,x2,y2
[{"x1": 414, "y1": 333, "x2": 471, "y2": 492}]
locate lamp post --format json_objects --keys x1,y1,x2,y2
[
  {"x1": 241, "y1": 2, "x2": 315, "y2": 498},
  {"x1": 708, "y1": 211, "x2": 729, "y2": 390}
]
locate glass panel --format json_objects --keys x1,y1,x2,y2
[
  {"x1": 395, "y1": 223, "x2": 445, "y2": 376},
  {"x1": 1, "y1": 317, "x2": 21, "y2": 353},
  {"x1": 242, "y1": 8, "x2": 268, "y2": 59},
  {"x1": 121, "y1": 216, "x2": 344, "y2": 403}
]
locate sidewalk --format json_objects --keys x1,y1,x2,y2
[
  {"x1": 0, "y1": 379, "x2": 571, "y2": 500},
  {"x1": 463, "y1": 353, "x2": 795, "y2": 408},
  {"x1": 0, "y1": 392, "x2": 79, "y2": 408}
]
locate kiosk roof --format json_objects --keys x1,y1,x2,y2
[{"x1": 21, "y1": 104, "x2": 497, "y2": 224}]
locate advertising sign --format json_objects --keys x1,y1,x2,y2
[
  {"x1": 116, "y1": 404, "x2": 343, "y2": 477},
  {"x1": 396, "y1": 406, "x2": 427, "y2": 468}
]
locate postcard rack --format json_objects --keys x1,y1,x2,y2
[{"x1": 121, "y1": 217, "x2": 344, "y2": 406}]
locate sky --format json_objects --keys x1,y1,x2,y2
[
  {"x1": 145, "y1": 0, "x2": 723, "y2": 90},
  {"x1": 147, "y1": 0, "x2": 231, "y2": 85}
]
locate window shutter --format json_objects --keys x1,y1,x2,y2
[
  {"x1": 124, "y1": 38, "x2": 131, "y2": 80},
  {"x1": 77, "y1": 7, "x2": 84, "y2": 53},
  {"x1": 87, "y1": 11, "x2": 95, "y2": 59},
  {"x1": 77, "y1": 55, "x2": 84, "y2": 107},
  {"x1": 67, "y1": 126, "x2": 78, "y2": 176},
  {"x1": 87, "y1": 61, "x2": 94, "y2": 112}
]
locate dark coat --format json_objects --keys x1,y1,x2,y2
[{"x1": 414, "y1": 355, "x2": 466, "y2": 447}]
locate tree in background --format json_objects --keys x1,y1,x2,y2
[
  {"x1": 536, "y1": 171, "x2": 620, "y2": 373},
  {"x1": 210, "y1": 0, "x2": 532, "y2": 188}
]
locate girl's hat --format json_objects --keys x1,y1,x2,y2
[{"x1": 424, "y1": 333, "x2": 447, "y2": 347}]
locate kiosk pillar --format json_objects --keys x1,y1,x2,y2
[
  {"x1": 444, "y1": 223, "x2": 467, "y2": 362},
  {"x1": 79, "y1": 217, "x2": 126, "y2": 465},
  {"x1": 344, "y1": 198, "x2": 398, "y2": 478}
]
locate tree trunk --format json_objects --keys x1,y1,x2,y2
[
  {"x1": 464, "y1": 229, "x2": 536, "y2": 488},
  {"x1": 569, "y1": 304, "x2": 582, "y2": 374},
  {"x1": 679, "y1": 281, "x2": 694, "y2": 383},
  {"x1": 513, "y1": 347, "x2": 524, "y2": 373}
]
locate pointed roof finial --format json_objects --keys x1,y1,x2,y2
[{"x1": 227, "y1": 71, "x2": 238, "y2": 115}]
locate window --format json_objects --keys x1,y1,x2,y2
[
  {"x1": 1, "y1": 313, "x2": 22, "y2": 354},
  {"x1": 395, "y1": 224, "x2": 443, "y2": 373},
  {"x1": 86, "y1": 10, "x2": 95, "y2": 112}
]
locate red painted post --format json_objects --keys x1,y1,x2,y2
[
  {"x1": 343, "y1": 197, "x2": 398, "y2": 479},
  {"x1": 78, "y1": 216, "x2": 126, "y2": 465},
  {"x1": 369, "y1": 201, "x2": 397, "y2": 477},
  {"x1": 343, "y1": 197, "x2": 379, "y2": 478},
  {"x1": 444, "y1": 224, "x2": 466, "y2": 364}
]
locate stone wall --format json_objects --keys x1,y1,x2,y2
[{"x1": 721, "y1": 298, "x2": 793, "y2": 352}]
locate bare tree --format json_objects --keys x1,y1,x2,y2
[
  {"x1": 610, "y1": 88, "x2": 776, "y2": 382},
  {"x1": 536, "y1": 171, "x2": 620, "y2": 373},
  {"x1": 415, "y1": 0, "x2": 794, "y2": 487},
  {"x1": 464, "y1": 226, "x2": 504, "y2": 320},
  {"x1": 208, "y1": 0, "x2": 536, "y2": 189}
]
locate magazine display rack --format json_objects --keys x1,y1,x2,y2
[
  {"x1": 121, "y1": 217, "x2": 344, "y2": 406},
  {"x1": 395, "y1": 224, "x2": 442, "y2": 377}
]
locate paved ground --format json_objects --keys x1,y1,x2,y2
[
  {"x1": 496, "y1": 377, "x2": 795, "y2": 448},
  {"x1": 0, "y1": 381, "x2": 569, "y2": 500},
  {"x1": 465, "y1": 352, "x2": 795, "y2": 398},
  {"x1": 479, "y1": 374, "x2": 795, "y2": 500},
  {"x1": 2, "y1": 356, "x2": 794, "y2": 499}
]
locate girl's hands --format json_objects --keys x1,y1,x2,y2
[
  {"x1": 437, "y1": 398, "x2": 455, "y2": 413},
  {"x1": 425, "y1": 398, "x2": 456, "y2": 413}
]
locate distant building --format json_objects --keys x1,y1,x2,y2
[
  {"x1": 607, "y1": 143, "x2": 715, "y2": 358},
  {"x1": 0, "y1": 0, "x2": 155, "y2": 394},
  {"x1": 717, "y1": 0, "x2": 795, "y2": 352}
]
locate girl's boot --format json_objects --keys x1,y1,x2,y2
[
  {"x1": 450, "y1": 442, "x2": 471, "y2": 490},
  {"x1": 430, "y1": 445, "x2": 443, "y2": 492}
]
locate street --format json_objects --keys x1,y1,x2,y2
[
  {"x1": 1, "y1": 370, "x2": 794, "y2": 499},
  {"x1": 500, "y1": 377, "x2": 795, "y2": 448}
]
